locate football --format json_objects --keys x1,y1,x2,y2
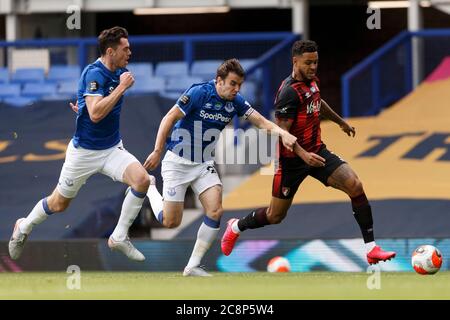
[
  {"x1": 411, "y1": 245, "x2": 443, "y2": 275},
  {"x1": 267, "y1": 256, "x2": 291, "y2": 273}
]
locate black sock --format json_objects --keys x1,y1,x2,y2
[
  {"x1": 237, "y1": 207, "x2": 270, "y2": 231},
  {"x1": 351, "y1": 193, "x2": 375, "y2": 243}
]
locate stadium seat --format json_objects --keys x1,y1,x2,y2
[
  {"x1": 0, "y1": 68, "x2": 9, "y2": 83},
  {"x1": 190, "y1": 60, "x2": 222, "y2": 80},
  {"x1": 128, "y1": 77, "x2": 165, "y2": 95},
  {"x1": 155, "y1": 61, "x2": 189, "y2": 78},
  {"x1": 127, "y1": 62, "x2": 153, "y2": 79},
  {"x1": 166, "y1": 76, "x2": 204, "y2": 93},
  {"x1": 0, "y1": 84, "x2": 21, "y2": 98},
  {"x1": 47, "y1": 65, "x2": 80, "y2": 82},
  {"x1": 57, "y1": 80, "x2": 78, "y2": 98},
  {"x1": 22, "y1": 83, "x2": 57, "y2": 98},
  {"x1": 3, "y1": 96, "x2": 35, "y2": 107},
  {"x1": 11, "y1": 68, "x2": 45, "y2": 84}
]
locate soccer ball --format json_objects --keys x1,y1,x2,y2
[
  {"x1": 267, "y1": 256, "x2": 291, "y2": 273},
  {"x1": 411, "y1": 245, "x2": 443, "y2": 275}
]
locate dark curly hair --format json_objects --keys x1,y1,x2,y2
[
  {"x1": 98, "y1": 26, "x2": 129, "y2": 56},
  {"x1": 291, "y1": 40, "x2": 318, "y2": 57}
]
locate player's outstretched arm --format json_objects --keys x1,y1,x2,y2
[
  {"x1": 320, "y1": 99, "x2": 355, "y2": 137},
  {"x1": 143, "y1": 105, "x2": 185, "y2": 171},
  {"x1": 247, "y1": 110, "x2": 297, "y2": 152}
]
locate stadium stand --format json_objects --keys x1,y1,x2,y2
[{"x1": 11, "y1": 68, "x2": 45, "y2": 84}]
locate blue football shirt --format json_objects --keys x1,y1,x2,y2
[
  {"x1": 167, "y1": 80, "x2": 254, "y2": 162},
  {"x1": 73, "y1": 58, "x2": 127, "y2": 150}
]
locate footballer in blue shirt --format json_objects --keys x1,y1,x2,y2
[
  {"x1": 9, "y1": 27, "x2": 150, "y2": 262},
  {"x1": 144, "y1": 59, "x2": 297, "y2": 276}
]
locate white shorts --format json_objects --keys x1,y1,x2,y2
[
  {"x1": 161, "y1": 151, "x2": 222, "y2": 202},
  {"x1": 56, "y1": 140, "x2": 139, "y2": 198}
]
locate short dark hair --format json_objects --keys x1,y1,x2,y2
[
  {"x1": 98, "y1": 26, "x2": 129, "y2": 56},
  {"x1": 216, "y1": 58, "x2": 245, "y2": 80},
  {"x1": 291, "y1": 40, "x2": 318, "y2": 57}
]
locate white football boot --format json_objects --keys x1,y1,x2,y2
[
  {"x1": 108, "y1": 235, "x2": 145, "y2": 262},
  {"x1": 183, "y1": 266, "x2": 212, "y2": 277},
  {"x1": 8, "y1": 218, "x2": 28, "y2": 260}
]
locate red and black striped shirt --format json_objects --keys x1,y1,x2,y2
[{"x1": 274, "y1": 75, "x2": 323, "y2": 158}]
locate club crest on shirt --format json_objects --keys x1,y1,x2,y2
[
  {"x1": 89, "y1": 81, "x2": 99, "y2": 92},
  {"x1": 282, "y1": 187, "x2": 290, "y2": 197},
  {"x1": 179, "y1": 95, "x2": 190, "y2": 105},
  {"x1": 224, "y1": 102, "x2": 234, "y2": 113}
]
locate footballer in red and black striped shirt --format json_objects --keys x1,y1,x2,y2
[{"x1": 221, "y1": 40, "x2": 396, "y2": 264}]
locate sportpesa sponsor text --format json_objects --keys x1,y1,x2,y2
[{"x1": 199, "y1": 110, "x2": 232, "y2": 123}]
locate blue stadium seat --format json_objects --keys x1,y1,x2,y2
[
  {"x1": 22, "y1": 83, "x2": 57, "y2": 98},
  {"x1": 57, "y1": 80, "x2": 79, "y2": 98},
  {"x1": 0, "y1": 68, "x2": 9, "y2": 83},
  {"x1": 128, "y1": 77, "x2": 165, "y2": 95},
  {"x1": 166, "y1": 76, "x2": 204, "y2": 93},
  {"x1": 11, "y1": 68, "x2": 45, "y2": 84},
  {"x1": 155, "y1": 61, "x2": 189, "y2": 78},
  {"x1": 0, "y1": 84, "x2": 20, "y2": 98},
  {"x1": 127, "y1": 62, "x2": 153, "y2": 79},
  {"x1": 3, "y1": 96, "x2": 35, "y2": 107},
  {"x1": 47, "y1": 65, "x2": 80, "y2": 82},
  {"x1": 190, "y1": 60, "x2": 222, "y2": 80}
]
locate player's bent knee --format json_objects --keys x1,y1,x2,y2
[
  {"x1": 208, "y1": 207, "x2": 224, "y2": 221},
  {"x1": 164, "y1": 219, "x2": 181, "y2": 229},
  {"x1": 47, "y1": 200, "x2": 70, "y2": 213},
  {"x1": 132, "y1": 174, "x2": 150, "y2": 192},
  {"x1": 347, "y1": 178, "x2": 364, "y2": 197}
]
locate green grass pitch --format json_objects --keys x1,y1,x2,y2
[{"x1": 0, "y1": 271, "x2": 449, "y2": 300}]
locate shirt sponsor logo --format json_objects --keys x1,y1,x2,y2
[
  {"x1": 199, "y1": 110, "x2": 231, "y2": 123},
  {"x1": 306, "y1": 100, "x2": 321, "y2": 114}
]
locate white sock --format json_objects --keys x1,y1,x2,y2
[
  {"x1": 186, "y1": 222, "x2": 219, "y2": 269},
  {"x1": 365, "y1": 241, "x2": 376, "y2": 253},
  {"x1": 20, "y1": 199, "x2": 51, "y2": 234},
  {"x1": 111, "y1": 189, "x2": 145, "y2": 241},
  {"x1": 231, "y1": 220, "x2": 241, "y2": 234},
  {"x1": 147, "y1": 184, "x2": 163, "y2": 222}
]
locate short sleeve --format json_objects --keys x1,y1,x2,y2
[
  {"x1": 83, "y1": 69, "x2": 106, "y2": 97},
  {"x1": 234, "y1": 94, "x2": 254, "y2": 119},
  {"x1": 275, "y1": 86, "x2": 299, "y2": 119},
  {"x1": 175, "y1": 85, "x2": 205, "y2": 115}
]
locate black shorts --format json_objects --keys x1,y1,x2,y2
[{"x1": 272, "y1": 145, "x2": 346, "y2": 199}]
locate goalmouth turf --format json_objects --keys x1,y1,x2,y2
[{"x1": 0, "y1": 272, "x2": 449, "y2": 300}]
